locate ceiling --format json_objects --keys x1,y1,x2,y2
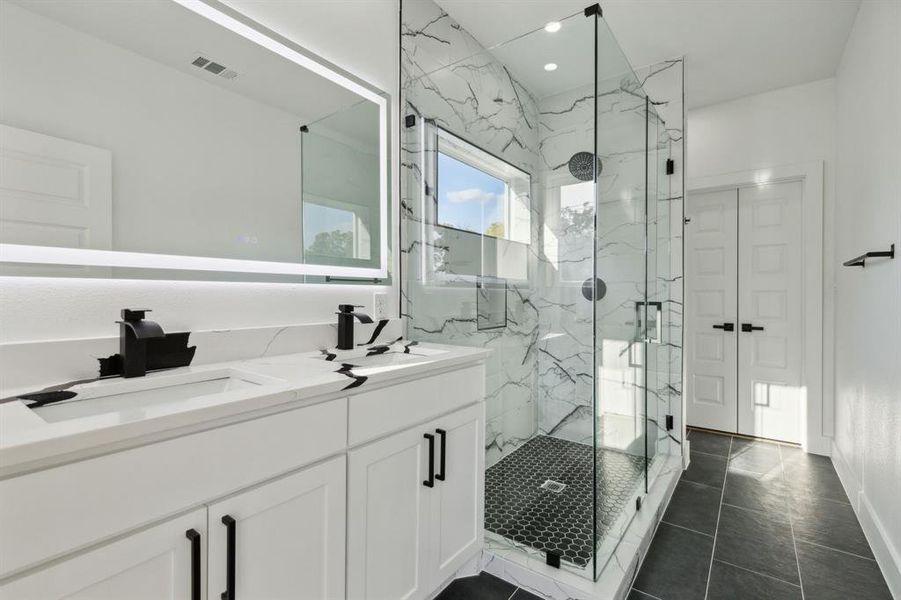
[{"x1": 434, "y1": 0, "x2": 862, "y2": 108}]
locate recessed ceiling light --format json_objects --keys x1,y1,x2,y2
[
  {"x1": 544, "y1": 21, "x2": 561, "y2": 33},
  {"x1": 544, "y1": 63, "x2": 558, "y2": 72}
]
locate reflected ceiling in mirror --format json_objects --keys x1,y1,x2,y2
[{"x1": 0, "y1": 0, "x2": 389, "y2": 279}]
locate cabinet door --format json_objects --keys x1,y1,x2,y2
[
  {"x1": 0, "y1": 509, "x2": 206, "y2": 600},
  {"x1": 347, "y1": 424, "x2": 432, "y2": 600},
  {"x1": 208, "y1": 456, "x2": 346, "y2": 600},
  {"x1": 427, "y1": 404, "x2": 484, "y2": 588}
]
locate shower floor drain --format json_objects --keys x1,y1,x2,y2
[{"x1": 539, "y1": 480, "x2": 566, "y2": 493}]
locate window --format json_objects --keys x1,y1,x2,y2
[{"x1": 435, "y1": 128, "x2": 531, "y2": 244}]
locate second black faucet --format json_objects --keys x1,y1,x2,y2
[{"x1": 336, "y1": 304, "x2": 373, "y2": 350}]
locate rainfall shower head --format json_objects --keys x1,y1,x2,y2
[{"x1": 568, "y1": 151, "x2": 602, "y2": 181}]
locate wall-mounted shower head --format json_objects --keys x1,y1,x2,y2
[{"x1": 568, "y1": 151, "x2": 602, "y2": 181}]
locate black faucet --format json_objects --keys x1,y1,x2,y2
[
  {"x1": 117, "y1": 309, "x2": 165, "y2": 378},
  {"x1": 336, "y1": 304, "x2": 373, "y2": 350}
]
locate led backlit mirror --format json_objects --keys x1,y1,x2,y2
[{"x1": 0, "y1": 0, "x2": 389, "y2": 280}]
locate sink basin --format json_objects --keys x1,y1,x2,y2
[
  {"x1": 340, "y1": 352, "x2": 425, "y2": 367},
  {"x1": 319, "y1": 344, "x2": 450, "y2": 370},
  {"x1": 32, "y1": 368, "x2": 284, "y2": 424}
]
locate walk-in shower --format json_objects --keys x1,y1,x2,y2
[{"x1": 401, "y1": 1, "x2": 684, "y2": 581}]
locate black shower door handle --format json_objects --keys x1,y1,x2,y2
[
  {"x1": 713, "y1": 323, "x2": 734, "y2": 331},
  {"x1": 435, "y1": 429, "x2": 447, "y2": 482},
  {"x1": 423, "y1": 433, "x2": 435, "y2": 488}
]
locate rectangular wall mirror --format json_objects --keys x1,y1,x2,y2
[{"x1": 0, "y1": 0, "x2": 390, "y2": 280}]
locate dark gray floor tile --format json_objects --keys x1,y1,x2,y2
[
  {"x1": 687, "y1": 429, "x2": 732, "y2": 457},
  {"x1": 628, "y1": 590, "x2": 661, "y2": 600},
  {"x1": 435, "y1": 572, "x2": 516, "y2": 600},
  {"x1": 782, "y1": 454, "x2": 850, "y2": 504},
  {"x1": 790, "y1": 495, "x2": 873, "y2": 558},
  {"x1": 728, "y1": 439, "x2": 781, "y2": 476},
  {"x1": 682, "y1": 452, "x2": 728, "y2": 489},
  {"x1": 722, "y1": 469, "x2": 789, "y2": 513},
  {"x1": 796, "y1": 541, "x2": 892, "y2": 600},
  {"x1": 714, "y1": 504, "x2": 799, "y2": 584},
  {"x1": 632, "y1": 523, "x2": 713, "y2": 600},
  {"x1": 662, "y1": 480, "x2": 721, "y2": 535},
  {"x1": 707, "y1": 561, "x2": 801, "y2": 600},
  {"x1": 510, "y1": 588, "x2": 545, "y2": 600}
]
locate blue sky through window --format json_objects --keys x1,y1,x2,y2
[{"x1": 437, "y1": 152, "x2": 505, "y2": 235}]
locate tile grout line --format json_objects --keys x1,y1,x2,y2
[
  {"x1": 703, "y1": 435, "x2": 733, "y2": 600},
  {"x1": 658, "y1": 519, "x2": 715, "y2": 538},
  {"x1": 714, "y1": 558, "x2": 802, "y2": 588},
  {"x1": 780, "y1": 444, "x2": 806, "y2": 600},
  {"x1": 795, "y1": 536, "x2": 879, "y2": 561}
]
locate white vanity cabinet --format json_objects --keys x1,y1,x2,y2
[
  {"x1": 0, "y1": 508, "x2": 207, "y2": 600},
  {"x1": 347, "y1": 403, "x2": 484, "y2": 600},
  {"x1": 0, "y1": 360, "x2": 486, "y2": 600},
  {"x1": 207, "y1": 456, "x2": 346, "y2": 600}
]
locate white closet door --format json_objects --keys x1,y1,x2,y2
[
  {"x1": 737, "y1": 181, "x2": 804, "y2": 443},
  {"x1": 685, "y1": 188, "x2": 739, "y2": 432}
]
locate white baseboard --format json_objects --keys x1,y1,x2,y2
[{"x1": 831, "y1": 442, "x2": 901, "y2": 598}]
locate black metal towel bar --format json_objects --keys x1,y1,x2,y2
[{"x1": 842, "y1": 244, "x2": 895, "y2": 268}]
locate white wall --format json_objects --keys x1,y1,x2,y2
[
  {"x1": 686, "y1": 77, "x2": 838, "y2": 441},
  {"x1": 832, "y1": 0, "x2": 901, "y2": 593},
  {"x1": 0, "y1": 0, "x2": 398, "y2": 343}
]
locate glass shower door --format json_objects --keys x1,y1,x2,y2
[{"x1": 590, "y1": 13, "x2": 654, "y2": 579}]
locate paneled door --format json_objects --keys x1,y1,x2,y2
[
  {"x1": 427, "y1": 404, "x2": 484, "y2": 590},
  {"x1": 207, "y1": 456, "x2": 347, "y2": 600},
  {"x1": 685, "y1": 188, "x2": 739, "y2": 433},
  {"x1": 686, "y1": 181, "x2": 803, "y2": 443},
  {"x1": 737, "y1": 181, "x2": 803, "y2": 442},
  {"x1": 0, "y1": 509, "x2": 206, "y2": 599}
]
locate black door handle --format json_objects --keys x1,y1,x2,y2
[
  {"x1": 741, "y1": 323, "x2": 764, "y2": 332},
  {"x1": 221, "y1": 515, "x2": 236, "y2": 600},
  {"x1": 185, "y1": 529, "x2": 201, "y2": 600},
  {"x1": 712, "y1": 323, "x2": 734, "y2": 331},
  {"x1": 423, "y1": 433, "x2": 435, "y2": 488},
  {"x1": 435, "y1": 429, "x2": 447, "y2": 482}
]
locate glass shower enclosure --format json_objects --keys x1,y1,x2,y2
[{"x1": 400, "y1": 1, "x2": 681, "y2": 580}]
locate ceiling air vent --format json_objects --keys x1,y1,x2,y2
[{"x1": 190, "y1": 55, "x2": 239, "y2": 80}]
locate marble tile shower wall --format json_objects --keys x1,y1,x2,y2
[{"x1": 400, "y1": 0, "x2": 543, "y2": 467}]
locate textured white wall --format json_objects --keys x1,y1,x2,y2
[
  {"x1": 833, "y1": 0, "x2": 901, "y2": 590},
  {"x1": 686, "y1": 77, "x2": 838, "y2": 437},
  {"x1": 0, "y1": 0, "x2": 399, "y2": 343}
]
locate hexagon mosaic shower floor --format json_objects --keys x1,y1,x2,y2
[{"x1": 485, "y1": 435, "x2": 646, "y2": 568}]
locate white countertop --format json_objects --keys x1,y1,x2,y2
[{"x1": 0, "y1": 340, "x2": 489, "y2": 477}]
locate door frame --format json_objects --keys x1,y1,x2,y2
[{"x1": 687, "y1": 161, "x2": 829, "y2": 455}]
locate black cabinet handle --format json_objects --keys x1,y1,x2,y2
[
  {"x1": 185, "y1": 529, "x2": 201, "y2": 600},
  {"x1": 435, "y1": 428, "x2": 447, "y2": 482},
  {"x1": 423, "y1": 433, "x2": 435, "y2": 488},
  {"x1": 221, "y1": 515, "x2": 236, "y2": 600},
  {"x1": 713, "y1": 323, "x2": 734, "y2": 331},
  {"x1": 741, "y1": 323, "x2": 764, "y2": 332}
]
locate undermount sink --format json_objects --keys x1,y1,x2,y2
[
  {"x1": 321, "y1": 344, "x2": 449, "y2": 369},
  {"x1": 341, "y1": 352, "x2": 426, "y2": 367},
  {"x1": 31, "y1": 368, "x2": 284, "y2": 424}
]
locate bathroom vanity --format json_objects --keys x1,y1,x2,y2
[{"x1": 0, "y1": 343, "x2": 487, "y2": 600}]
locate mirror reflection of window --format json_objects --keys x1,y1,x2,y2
[{"x1": 302, "y1": 200, "x2": 371, "y2": 261}]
